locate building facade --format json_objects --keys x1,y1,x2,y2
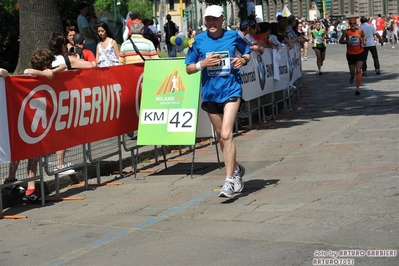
[{"x1": 152, "y1": 0, "x2": 399, "y2": 33}]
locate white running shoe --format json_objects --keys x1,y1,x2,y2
[
  {"x1": 54, "y1": 163, "x2": 76, "y2": 175},
  {"x1": 233, "y1": 164, "x2": 245, "y2": 193},
  {"x1": 219, "y1": 178, "x2": 235, "y2": 198}
]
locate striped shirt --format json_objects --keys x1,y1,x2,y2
[{"x1": 119, "y1": 34, "x2": 159, "y2": 64}]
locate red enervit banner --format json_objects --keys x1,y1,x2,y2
[{"x1": 5, "y1": 64, "x2": 143, "y2": 161}]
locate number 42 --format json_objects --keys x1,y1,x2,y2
[{"x1": 167, "y1": 109, "x2": 196, "y2": 132}]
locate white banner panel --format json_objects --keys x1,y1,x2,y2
[{"x1": 0, "y1": 78, "x2": 11, "y2": 164}]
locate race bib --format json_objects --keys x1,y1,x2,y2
[
  {"x1": 206, "y1": 51, "x2": 231, "y2": 77},
  {"x1": 316, "y1": 37, "x2": 323, "y2": 44},
  {"x1": 349, "y1": 35, "x2": 359, "y2": 46}
]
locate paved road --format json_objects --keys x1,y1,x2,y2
[{"x1": 1, "y1": 44, "x2": 398, "y2": 266}]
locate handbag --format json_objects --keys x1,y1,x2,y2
[{"x1": 128, "y1": 37, "x2": 146, "y2": 62}]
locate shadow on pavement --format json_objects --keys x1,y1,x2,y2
[
  {"x1": 221, "y1": 179, "x2": 280, "y2": 204},
  {"x1": 148, "y1": 162, "x2": 222, "y2": 176}
]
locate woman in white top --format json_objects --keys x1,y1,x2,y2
[{"x1": 96, "y1": 22, "x2": 120, "y2": 67}]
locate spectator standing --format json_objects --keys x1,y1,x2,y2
[
  {"x1": 328, "y1": 23, "x2": 337, "y2": 44},
  {"x1": 47, "y1": 32, "x2": 93, "y2": 175},
  {"x1": 65, "y1": 25, "x2": 77, "y2": 54},
  {"x1": 269, "y1": 22, "x2": 284, "y2": 47},
  {"x1": 277, "y1": 19, "x2": 289, "y2": 45},
  {"x1": 185, "y1": 5, "x2": 250, "y2": 198},
  {"x1": 339, "y1": 17, "x2": 367, "y2": 95},
  {"x1": 287, "y1": 15, "x2": 306, "y2": 45},
  {"x1": 119, "y1": 22, "x2": 159, "y2": 64},
  {"x1": 88, "y1": 15, "x2": 98, "y2": 36},
  {"x1": 238, "y1": 19, "x2": 264, "y2": 54},
  {"x1": 359, "y1": 16, "x2": 382, "y2": 76},
  {"x1": 5, "y1": 49, "x2": 67, "y2": 203},
  {"x1": 142, "y1": 18, "x2": 160, "y2": 51},
  {"x1": 77, "y1": 3, "x2": 98, "y2": 56},
  {"x1": 255, "y1": 22, "x2": 277, "y2": 49},
  {"x1": 246, "y1": 0, "x2": 256, "y2": 17},
  {"x1": 297, "y1": 22, "x2": 309, "y2": 60},
  {"x1": 126, "y1": 12, "x2": 142, "y2": 37},
  {"x1": 301, "y1": 20, "x2": 310, "y2": 59},
  {"x1": 96, "y1": 22, "x2": 120, "y2": 67},
  {"x1": 71, "y1": 33, "x2": 98, "y2": 67},
  {"x1": 148, "y1": 19, "x2": 158, "y2": 35},
  {"x1": 48, "y1": 32, "x2": 95, "y2": 70},
  {"x1": 375, "y1": 14, "x2": 385, "y2": 37},
  {"x1": 0, "y1": 68, "x2": 8, "y2": 77},
  {"x1": 164, "y1": 14, "x2": 178, "y2": 57}
]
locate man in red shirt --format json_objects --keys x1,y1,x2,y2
[
  {"x1": 127, "y1": 12, "x2": 142, "y2": 37},
  {"x1": 375, "y1": 14, "x2": 385, "y2": 37},
  {"x1": 72, "y1": 33, "x2": 97, "y2": 67}
]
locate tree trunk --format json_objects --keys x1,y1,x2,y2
[{"x1": 14, "y1": 0, "x2": 62, "y2": 74}]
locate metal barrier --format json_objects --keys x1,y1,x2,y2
[
  {"x1": 122, "y1": 131, "x2": 169, "y2": 180},
  {"x1": 87, "y1": 136, "x2": 123, "y2": 183},
  {"x1": 43, "y1": 144, "x2": 88, "y2": 197},
  {"x1": 0, "y1": 159, "x2": 45, "y2": 214},
  {"x1": 260, "y1": 93, "x2": 275, "y2": 121}
]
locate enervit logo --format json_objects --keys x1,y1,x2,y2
[
  {"x1": 18, "y1": 85, "x2": 57, "y2": 144},
  {"x1": 135, "y1": 72, "x2": 144, "y2": 118},
  {"x1": 18, "y1": 84, "x2": 122, "y2": 144}
]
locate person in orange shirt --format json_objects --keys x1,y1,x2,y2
[
  {"x1": 70, "y1": 32, "x2": 98, "y2": 67},
  {"x1": 254, "y1": 22, "x2": 278, "y2": 49},
  {"x1": 339, "y1": 17, "x2": 367, "y2": 95},
  {"x1": 126, "y1": 12, "x2": 142, "y2": 37}
]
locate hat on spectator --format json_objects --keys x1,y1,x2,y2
[
  {"x1": 240, "y1": 19, "x2": 256, "y2": 30},
  {"x1": 204, "y1": 5, "x2": 224, "y2": 18}
]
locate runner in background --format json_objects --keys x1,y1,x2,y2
[
  {"x1": 339, "y1": 17, "x2": 367, "y2": 95},
  {"x1": 375, "y1": 14, "x2": 385, "y2": 39},
  {"x1": 311, "y1": 21, "x2": 327, "y2": 75}
]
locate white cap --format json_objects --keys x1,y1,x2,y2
[{"x1": 203, "y1": 5, "x2": 224, "y2": 18}]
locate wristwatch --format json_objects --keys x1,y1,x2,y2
[{"x1": 242, "y1": 56, "x2": 249, "y2": 66}]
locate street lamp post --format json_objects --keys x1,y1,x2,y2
[{"x1": 117, "y1": 1, "x2": 121, "y2": 22}]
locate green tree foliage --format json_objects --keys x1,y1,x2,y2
[
  {"x1": 94, "y1": 0, "x2": 128, "y2": 22},
  {"x1": 0, "y1": 1, "x2": 19, "y2": 72},
  {"x1": 127, "y1": 0, "x2": 153, "y2": 20},
  {"x1": 57, "y1": 0, "x2": 96, "y2": 30}
]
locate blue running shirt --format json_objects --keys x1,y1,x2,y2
[{"x1": 185, "y1": 30, "x2": 251, "y2": 103}]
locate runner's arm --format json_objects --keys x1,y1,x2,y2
[{"x1": 339, "y1": 30, "x2": 347, "y2": 44}]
